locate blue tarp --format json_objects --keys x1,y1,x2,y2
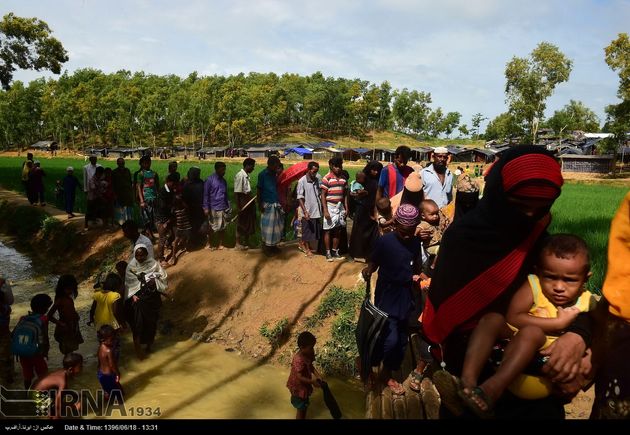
[{"x1": 285, "y1": 147, "x2": 312, "y2": 156}]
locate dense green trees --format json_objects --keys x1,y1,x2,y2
[
  {"x1": 0, "y1": 13, "x2": 68, "y2": 90},
  {"x1": 546, "y1": 100, "x2": 600, "y2": 136},
  {"x1": 602, "y1": 33, "x2": 630, "y2": 149},
  {"x1": 0, "y1": 69, "x2": 463, "y2": 149}
]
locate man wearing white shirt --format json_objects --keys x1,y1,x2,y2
[
  {"x1": 420, "y1": 147, "x2": 453, "y2": 209},
  {"x1": 234, "y1": 158, "x2": 256, "y2": 249},
  {"x1": 83, "y1": 154, "x2": 101, "y2": 193}
]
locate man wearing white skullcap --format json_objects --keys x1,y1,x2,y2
[{"x1": 419, "y1": 146, "x2": 453, "y2": 208}]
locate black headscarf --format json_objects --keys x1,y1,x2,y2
[{"x1": 423, "y1": 146, "x2": 563, "y2": 344}]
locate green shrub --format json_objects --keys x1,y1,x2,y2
[
  {"x1": 7, "y1": 206, "x2": 46, "y2": 239},
  {"x1": 305, "y1": 285, "x2": 364, "y2": 328},
  {"x1": 317, "y1": 310, "x2": 360, "y2": 376},
  {"x1": 259, "y1": 317, "x2": 289, "y2": 348},
  {"x1": 303, "y1": 285, "x2": 364, "y2": 377},
  {"x1": 41, "y1": 216, "x2": 63, "y2": 239}
]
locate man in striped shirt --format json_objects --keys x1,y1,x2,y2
[{"x1": 321, "y1": 157, "x2": 349, "y2": 262}]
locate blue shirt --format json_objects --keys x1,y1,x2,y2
[
  {"x1": 62, "y1": 175, "x2": 80, "y2": 196},
  {"x1": 203, "y1": 173, "x2": 229, "y2": 211},
  {"x1": 371, "y1": 232, "x2": 424, "y2": 319},
  {"x1": 420, "y1": 164, "x2": 453, "y2": 208},
  {"x1": 378, "y1": 164, "x2": 414, "y2": 198},
  {"x1": 257, "y1": 169, "x2": 279, "y2": 204}
]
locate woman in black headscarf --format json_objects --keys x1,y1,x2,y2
[
  {"x1": 422, "y1": 145, "x2": 591, "y2": 419},
  {"x1": 348, "y1": 161, "x2": 383, "y2": 260}
]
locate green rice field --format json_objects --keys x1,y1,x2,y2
[{"x1": 0, "y1": 155, "x2": 627, "y2": 291}]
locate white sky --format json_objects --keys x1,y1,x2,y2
[{"x1": 3, "y1": 0, "x2": 629, "y2": 131}]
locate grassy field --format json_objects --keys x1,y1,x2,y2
[
  {"x1": 0, "y1": 155, "x2": 627, "y2": 291},
  {"x1": 549, "y1": 182, "x2": 628, "y2": 293}
]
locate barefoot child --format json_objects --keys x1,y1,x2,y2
[
  {"x1": 34, "y1": 353, "x2": 83, "y2": 419},
  {"x1": 458, "y1": 234, "x2": 599, "y2": 417},
  {"x1": 286, "y1": 331, "x2": 322, "y2": 419},
  {"x1": 97, "y1": 325, "x2": 123, "y2": 401},
  {"x1": 48, "y1": 275, "x2": 84, "y2": 358}
]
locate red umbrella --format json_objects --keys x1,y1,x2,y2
[{"x1": 277, "y1": 161, "x2": 310, "y2": 211}]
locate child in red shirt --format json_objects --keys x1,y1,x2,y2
[{"x1": 286, "y1": 331, "x2": 322, "y2": 419}]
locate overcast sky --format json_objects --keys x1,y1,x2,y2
[{"x1": 3, "y1": 0, "x2": 629, "y2": 131}]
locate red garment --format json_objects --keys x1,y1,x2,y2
[
  {"x1": 20, "y1": 355, "x2": 48, "y2": 380},
  {"x1": 19, "y1": 314, "x2": 48, "y2": 380},
  {"x1": 286, "y1": 352, "x2": 314, "y2": 399},
  {"x1": 501, "y1": 154, "x2": 563, "y2": 199}
]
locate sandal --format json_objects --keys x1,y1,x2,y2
[
  {"x1": 387, "y1": 379, "x2": 405, "y2": 396},
  {"x1": 458, "y1": 386, "x2": 495, "y2": 419},
  {"x1": 409, "y1": 370, "x2": 424, "y2": 393}
]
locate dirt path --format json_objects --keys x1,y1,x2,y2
[{"x1": 0, "y1": 188, "x2": 84, "y2": 223}]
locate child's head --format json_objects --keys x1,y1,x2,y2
[
  {"x1": 115, "y1": 261, "x2": 128, "y2": 278},
  {"x1": 56, "y1": 179, "x2": 62, "y2": 185},
  {"x1": 56, "y1": 274, "x2": 78, "y2": 299},
  {"x1": 103, "y1": 273, "x2": 123, "y2": 293},
  {"x1": 214, "y1": 161, "x2": 227, "y2": 177},
  {"x1": 297, "y1": 331, "x2": 316, "y2": 352},
  {"x1": 355, "y1": 171, "x2": 366, "y2": 185},
  {"x1": 421, "y1": 199, "x2": 440, "y2": 225},
  {"x1": 376, "y1": 197, "x2": 391, "y2": 215},
  {"x1": 166, "y1": 173, "x2": 178, "y2": 188},
  {"x1": 394, "y1": 203, "x2": 421, "y2": 241},
  {"x1": 30, "y1": 293, "x2": 53, "y2": 314},
  {"x1": 97, "y1": 325, "x2": 116, "y2": 347},
  {"x1": 328, "y1": 157, "x2": 343, "y2": 177},
  {"x1": 63, "y1": 352, "x2": 83, "y2": 374},
  {"x1": 139, "y1": 155, "x2": 151, "y2": 170},
  {"x1": 536, "y1": 234, "x2": 591, "y2": 307},
  {"x1": 168, "y1": 161, "x2": 178, "y2": 173},
  {"x1": 95, "y1": 166, "x2": 105, "y2": 178}
]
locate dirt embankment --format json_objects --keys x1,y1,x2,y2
[{"x1": 0, "y1": 187, "x2": 365, "y2": 364}]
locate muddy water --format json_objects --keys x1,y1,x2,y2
[{"x1": 2, "y1": 240, "x2": 365, "y2": 419}]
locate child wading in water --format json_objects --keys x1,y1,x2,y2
[
  {"x1": 286, "y1": 331, "x2": 323, "y2": 419},
  {"x1": 97, "y1": 325, "x2": 124, "y2": 401},
  {"x1": 34, "y1": 353, "x2": 83, "y2": 419},
  {"x1": 89, "y1": 273, "x2": 126, "y2": 361},
  {"x1": 48, "y1": 275, "x2": 84, "y2": 359},
  {"x1": 457, "y1": 234, "x2": 599, "y2": 418}
]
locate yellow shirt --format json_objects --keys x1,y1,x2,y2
[
  {"x1": 21, "y1": 161, "x2": 32, "y2": 181},
  {"x1": 508, "y1": 274, "x2": 598, "y2": 348},
  {"x1": 603, "y1": 191, "x2": 630, "y2": 321},
  {"x1": 93, "y1": 290, "x2": 121, "y2": 330},
  {"x1": 506, "y1": 274, "x2": 598, "y2": 400}
]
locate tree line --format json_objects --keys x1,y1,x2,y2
[{"x1": 0, "y1": 69, "x2": 470, "y2": 150}]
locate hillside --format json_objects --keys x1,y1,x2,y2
[{"x1": 276, "y1": 130, "x2": 486, "y2": 149}]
